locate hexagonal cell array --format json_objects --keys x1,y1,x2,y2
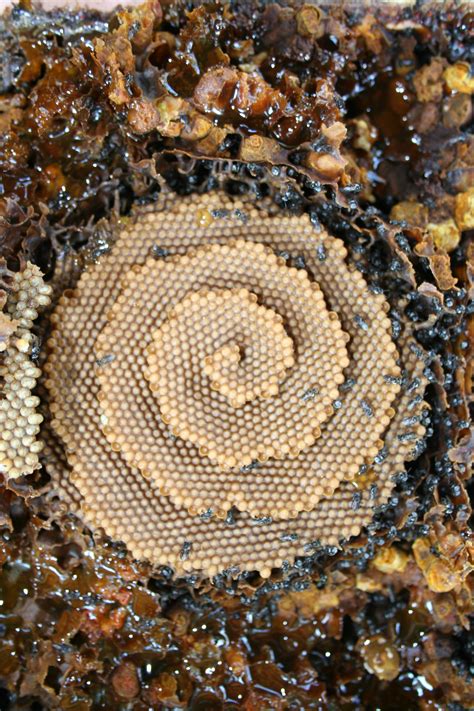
[{"x1": 44, "y1": 192, "x2": 426, "y2": 577}]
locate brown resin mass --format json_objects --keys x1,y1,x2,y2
[{"x1": 44, "y1": 192, "x2": 427, "y2": 577}]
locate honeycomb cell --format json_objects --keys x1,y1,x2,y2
[{"x1": 44, "y1": 191, "x2": 427, "y2": 577}]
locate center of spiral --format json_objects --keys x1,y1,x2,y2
[
  {"x1": 201, "y1": 289, "x2": 295, "y2": 409},
  {"x1": 139, "y1": 240, "x2": 349, "y2": 472}
]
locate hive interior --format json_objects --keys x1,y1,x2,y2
[
  {"x1": 0, "y1": 2, "x2": 472, "y2": 708},
  {"x1": 43, "y1": 191, "x2": 427, "y2": 578}
]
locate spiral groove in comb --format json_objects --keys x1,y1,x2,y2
[
  {"x1": 44, "y1": 192, "x2": 426, "y2": 577},
  {"x1": 99, "y1": 241, "x2": 349, "y2": 482}
]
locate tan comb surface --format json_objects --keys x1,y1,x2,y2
[
  {"x1": 44, "y1": 192, "x2": 426, "y2": 577},
  {"x1": 100, "y1": 242, "x2": 349, "y2": 477},
  {"x1": 197, "y1": 290, "x2": 295, "y2": 410}
]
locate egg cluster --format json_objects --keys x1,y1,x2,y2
[{"x1": 44, "y1": 192, "x2": 426, "y2": 577}]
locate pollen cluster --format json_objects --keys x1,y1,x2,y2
[
  {"x1": 44, "y1": 192, "x2": 427, "y2": 577},
  {"x1": 1, "y1": 264, "x2": 52, "y2": 479}
]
